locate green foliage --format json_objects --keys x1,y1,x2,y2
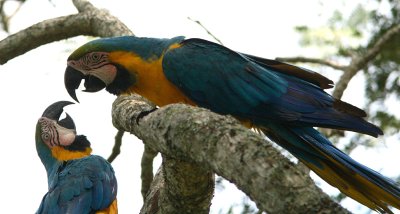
[
  {"x1": 373, "y1": 111, "x2": 400, "y2": 135},
  {"x1": 363, "y1": 0, "x2": 400, "y2": 132},
  {"x1": 294, "y1": 0, "x2": 400, "y2": 206},
  {"x1": 295, "y1": 0, "x2": 400, "y2": 135},
  {"x1": 295, "y1": 3, "x2": 370, "y2": 56}
]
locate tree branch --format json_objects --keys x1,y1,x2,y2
[
  {"x1": 112, "y1": 94, "x2": 350, "y2": 214},
  {"x1": 0, "y1": 0, "x2": 23, "y2": 33},
  {"x1": 141, "y1": 144, "x2": 158, "y2": 200},
  {"x1": 0, "y1": 0, "x2": 9, "y2": 32},
  {"x1": 277, "y1": 24, "x2": 400, "y2": 101},
  {"x1": 140, "y1": 168, "x2": 164, "y2": 214},
  {"x1": 1, "y1": 0, "x2": 367, "y2": 211},
  {"x1": 275, "y1": 56, "x2": 347, "y2": 71},
  {"x1": 332, "y1": 23, "x2": 400, "y2": 99},
  {"x1": 1, "y1": 1, "x2": 214, "y2": 212},
  {"x1": 0, "y1": 0, "x2": 133, "y2": 65},
  {"x1": 107, "y1": 130, "x2": 124, "y2": 163},
  {"x1": 140, "y1": 160, "x2": 214, "y2": 214},
  {"x1": 72, "y1": 0, "x2": 96, "y2": 12},
  {"x1": 141, "y1": 155, "x2": 214, "y2": 214}
]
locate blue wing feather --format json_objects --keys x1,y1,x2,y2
[
  {"x1": 162, "y1": 38, "x2": 400, "y2": 212},
  {"x1": 36, "y1": 155, "x2": 117, "y2": 214},
  {"x1": 163, "y1": 38, "x2": 382, "y2": 136}
]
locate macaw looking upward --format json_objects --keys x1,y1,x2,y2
[
  {"x1": 36, "y1": 101, "x2": 118, "y2": 214},
  {"x1": 65, "y1": 36, "x2": 400, "y2": 213}
]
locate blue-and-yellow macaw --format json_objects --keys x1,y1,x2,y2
[
  {"x1": 36, "y1": 101, "x2": 118, "y2": 213},
  {"x1": 64, "y1": 36, "x2": 400, "y2": 213}
]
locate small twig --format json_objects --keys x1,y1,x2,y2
[
  {"x1": 140, "y1": 144, "x2": 158, "y2": 200},
  {"x1": 0, "y1": 0, "x2": 32, "y2": 32},
  {"x1": 332, "y1": 24, "x2": 400, "y2": 99},
  {"x1": 0, "y1": 0, "x2": 8, "y2": 32},
  {"x1": 187, "y1": 17, "x2": 223, "y2": 45},
  {"x1": 72, "y1": 0, "x2": 95, "y2": 13},
  {"x1": 275, "y1": 56, "x2": 347, "y2": 71},
  {"x1": 107, "y1": 130, "x2": 124, "y2": 163},
  {"x1": 7, "y1": 0, "x2": 23, "y2": 18}
]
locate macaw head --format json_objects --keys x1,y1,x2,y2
[
  {"x1": 65, "y1": 36, "x2": 185, "y2": 102},
  {"x1": 64, "y1": 36, "x2": 144, "y2": 102},
  {"x1": 37, "y1": 101, "x2": 92, "y2": 161}
]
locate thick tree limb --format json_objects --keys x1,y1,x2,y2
[
  {"x1": 112, "y1": 94, "x2": 350, "y2": 214},
  {"x1": 160, "y1": 155, "x2": 214, "y2": 213},
  {"x1": 140, "y1": 168, "x2": 165, "y2": 214},
  {"x1": 140, "y1": 155, "x2": 214, "y2": 214},
  {"x1": 0, "y1": 14, "x2": 89, "y2": 64},
  {"x1": 332, "y1": 23, "x2": 400, "y2": 99},
  {"x1": 0, "y1": 0, "x2": 133, "y2": 64}
]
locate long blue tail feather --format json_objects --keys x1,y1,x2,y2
[{"x1": 261, "y1": 123, "x2": 400, "y2": 213}]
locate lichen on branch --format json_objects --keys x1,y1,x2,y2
[{"x1": 112, "y1": 94, "x2": 350, "y2": 214}]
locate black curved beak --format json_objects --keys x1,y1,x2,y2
[
  {"x1": 42, "y1": 101, "x2": 75, "y2": 129},
  {"x1": 59, "y1": 113, "x2": 76, "y2": 130},
  {"x1": 83, "y1": 75, "x2": 106, "y2": 93},
  {"x1": 65, "y1": 66, "x2": 84, "y2": 102},
  {"x1": 65, "y1": 66, "x2": 106, "y2": 102}
]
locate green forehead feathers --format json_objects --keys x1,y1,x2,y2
[{"x1": 68, "y1": 36, "x2": 185, "y2": 61}]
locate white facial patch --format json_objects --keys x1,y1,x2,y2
[
  {"x1": 87, "y1": 64, "x2": 117, "y2": 85},
  {"x1": 39, "y1": 117, "x2": 76, "y2": 148},
  {"x1": 67, "y1": 52, "x2": 117, "y2": 85}
]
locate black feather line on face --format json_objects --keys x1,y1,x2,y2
[
  {"x1": 64, "y1": 135, "x2": 91, "y2": 151},
  {"x1": 106, "y1": 64, "x2": 136, "y2": 95}
]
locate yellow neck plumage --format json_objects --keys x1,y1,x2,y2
[
  {"x1": 108, "y1": 44, "x2": 196, "y2": 107},
  {"x1": 51, "y1": 146, "x2": 92, "y2": 161}
]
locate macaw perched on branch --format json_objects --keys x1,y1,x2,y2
[
  {"x1": 36, "y1": 101, "x2": 118, "y2": 214},
  {"x1": 65, "y1": 36, "x2": 400, "y2": 213}
]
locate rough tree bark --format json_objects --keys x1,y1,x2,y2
[
  {"x1": 140, "y1": 145, "x2": 159, "y2": 200},
  {"x1": 140, "y1": 155, "x2": 214, "y2": 214},
  {"x1": 112, "y1": 94, "x2": 350, "y2": 214},
  {"x1": 0, "y1": 0, "x2": 362, "y2": 213}
]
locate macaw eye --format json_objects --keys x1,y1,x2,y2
[
  {"x1": 86, "y1": 53, "x2": 102, "y2": 63},
  {"x1": 42, "y1": 133, "x2": 50, "y2": 141},
  {"x1": 39, "y1": 118, "x2": 54, "y2": 142},
  {"x1": 92, "y1": 53, "x2": 100, "y2": 60},
  {"x1": 79, "y1": 52, "x2": 109, "y2": 72}
]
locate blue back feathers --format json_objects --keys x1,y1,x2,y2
[
  {"x1": 161, "y1": 37, "x2": 399, "y2": 212},
  {"x1": 36, "y1": 155, "x2": 117, "y2": 214},
  {"x1": 66, "y1": 35, "x2": 397, "y2": 212},
  {"x1": 163, "y1": 38, "x2": 382, "y2": 137}
]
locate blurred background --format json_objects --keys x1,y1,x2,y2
[{"x1": 0, "y1": 0, "x2": 399, "y2": 213}]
